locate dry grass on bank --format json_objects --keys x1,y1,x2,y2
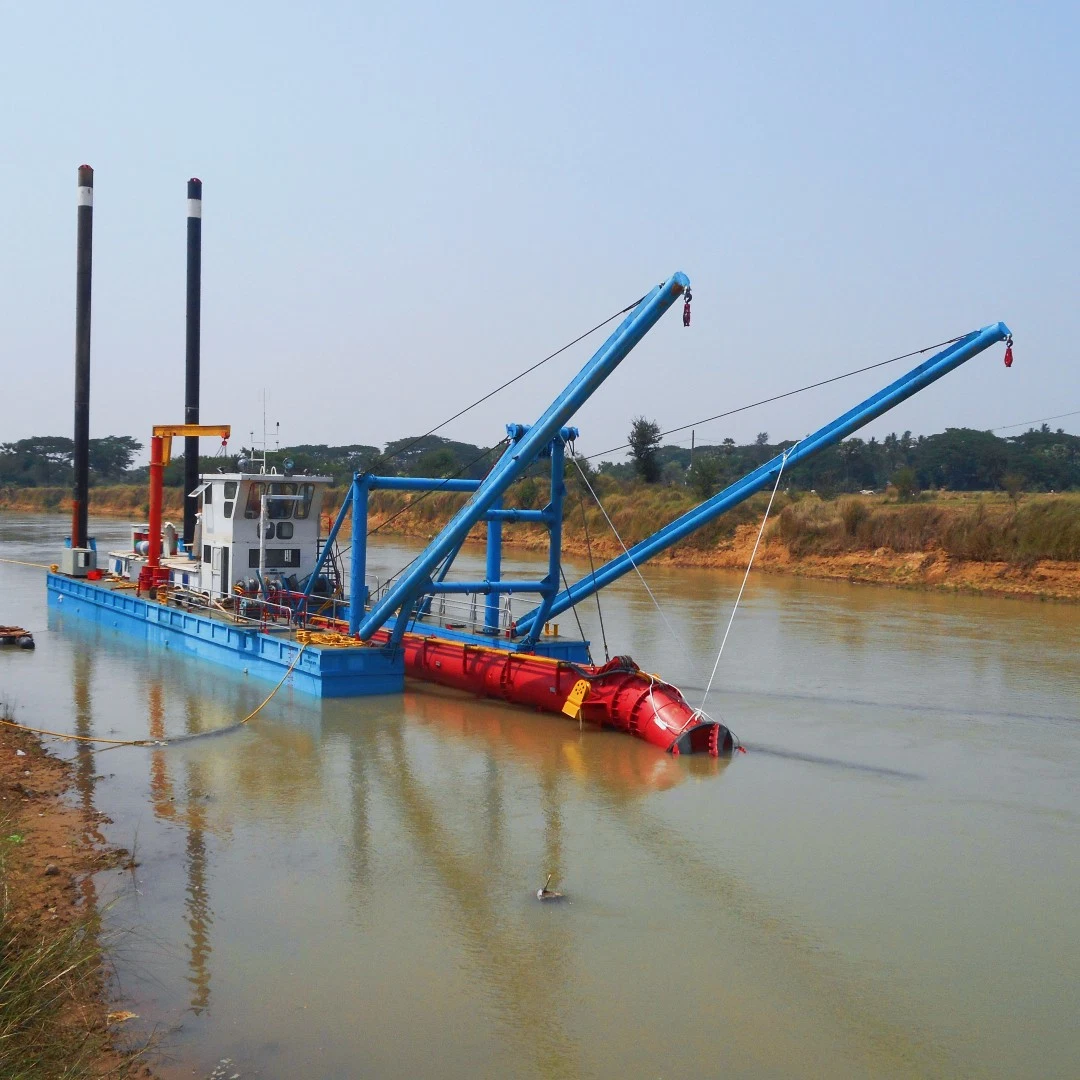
[
  {"x1": 774, "y1": 493, "x2": 1080, "y2": 565},
  {"x1": 0, "y1": 870, "x2": 112, "y2": 1080},
  {"x1": 0, "y1": 708, "x2": 153, "y2": 1080},
  {"x1": 5, "y1": 483, "x2": 1080, "y2": 568},
  {"x1": 0, "y1": 485, "x2": 164, "y2": 517}
]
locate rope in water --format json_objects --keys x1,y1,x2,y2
[
  {"x1": 355, "y1": 293, "x2": 647, "y2": 492},
  {"x1": 0, "y1": 556, "x2": 53, "y2": 569},
  {"x1": 0, "y1": 642, "x2": 308, "y2": 748}
]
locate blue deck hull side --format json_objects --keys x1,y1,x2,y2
[{"x1": 46, "y1": 574, "x2": 403, "y2": 698}]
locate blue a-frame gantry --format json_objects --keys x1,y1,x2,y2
[
  {"x1": 300, "y1": 266, "x2": 1010, "y2": 657},
  {"x1": 302, "y1": 271, "x2": 691, "y2": 649},
  {"x1": 315, "y1": 423, "x2": 578, "y2": 650}
]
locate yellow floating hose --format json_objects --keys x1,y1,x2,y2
[
  {"x1": 0, "y1": 556, "x2": 53, "y2": 570},
  {"x1": 0, "y1": 643, "x2": 308, "y2": 748}
]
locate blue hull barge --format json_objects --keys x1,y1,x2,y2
[
  {"x1": 44, "y1": 166, "x2": 1013, "y2": 754},
  {"x1": 46, "y1": 571, "x2": 400, "y2": 697}
]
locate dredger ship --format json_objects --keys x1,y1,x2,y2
[{"x1": 46, "y1": 167, "x2": 1013, "y2": 756}]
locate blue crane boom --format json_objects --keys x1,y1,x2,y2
[
  {"x1": 514, "y1": 321, "x2": 1011, "y2": 638},
  {"x1": 356, "y1": 272, "x2": 691, "y2": 643}
]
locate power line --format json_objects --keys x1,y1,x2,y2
[
  {"x1": 585, "y1": 334, "x2": 967, "y2": 460},
  {"x1": 348, "y1": 293, "x2": 648, "y2": 596},
  {"x1": 361, "y1": 293, "x2": 646, "y2": 478},
  {"x1": 991, "y1": 408, "x2": 1080, "y2": 433},
  {"x1": 366, "y1": 441, "x2": 504, "y2": 539}
]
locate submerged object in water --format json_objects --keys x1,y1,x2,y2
[{"x1": 536, "y1": 874, "x2": 565, "y2": 902}]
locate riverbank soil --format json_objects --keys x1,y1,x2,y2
[
  {"x1": 0, "y1": 720, "x2": 156, "y2": 1079},
  {"x1": 5, "y1": 487, "x2": 1079, "y2": 601},
  {"x1": 670, "y1": 526, "x2": 1080, "y2": 601}
]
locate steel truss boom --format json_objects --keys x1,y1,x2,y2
[
  {"x1": 357, "y1": 272, "x2": 690, "y2": 643},
  {"x1": 515, "y1": 321, "x2": 1011, "y2": 637}
]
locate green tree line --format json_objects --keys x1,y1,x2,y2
[
  {"x1": 3, "y1": 424, "x2": 1079, "y2": 496},
  {"x1": 617, "y1": 423, "x2": 1080, "y2": 496}
]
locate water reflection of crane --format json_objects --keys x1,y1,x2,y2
[
  {"x1": 145, "y1": 671, "x2": 334, "y2": 1013},
  {"x1": 182, "y1": 694, "x2": 212, "y2": 1014},
  {"x1": 397, "y1": 692, "x2": 935, "y2": 1071},
  {"x1": 71, "y1": 648, "x2": 102, "y2": 916},
  {"x1": 343, "y1": 731, "x2": 371, "y2": 890},
  {"x1": 146, "y1": 676, "x2": 212, "y2": 1014},
  {"x1": 373, "y1": 723, "x2": 583, "y2": 1079},
  {"x1": 72, "y1": 648, "x2": 98, "y2": 819},
  {"x1": 396, "y1": 685, "x2": 724, "y2": 913},
  {"x1": 401, "y1": 686, "x2": 713, "y2": 799}
]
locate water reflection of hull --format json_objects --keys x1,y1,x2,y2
[
  {"x1": 45, "y1": 572, "x2": 729, "y2": 755},
  {"x1": 388, "y1": 632, "x2": 734, "y2": 757}
]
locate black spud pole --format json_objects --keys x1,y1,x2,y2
[
  {"x1": 72, "y1": 165, "x2": 93, "y2": 550},
  {"x1": 183, "y1": 177, "x2": 202, "y2": 546}
]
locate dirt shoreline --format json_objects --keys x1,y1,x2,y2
[
  {"x1": 362, "y1": 517, "x2": 1080, "y2": 603},
  {"x1": 568, "y1": 526, "x2": 1080, "y2": 603},
  {"x1": 0, "y1": 718, "x2": 158, "y2": 1078},
  {"x1": 4, "y1": 497, "x2": 1079, "y2": 602}
]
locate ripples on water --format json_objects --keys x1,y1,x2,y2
[{"x1": 1, "y1": 513, "x2": 1078, "y2": 1079}]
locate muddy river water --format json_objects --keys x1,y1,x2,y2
[{"x1": 1, "y1": 512, "x2": 1078, "y2": 1079}]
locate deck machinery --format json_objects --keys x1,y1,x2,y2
[
  {"x1": 46, "y1": 171, "x2": 1013, "y2": 754},
  {"x1": 291, "y1": 299, "x2": 1011, "y2": 754}
]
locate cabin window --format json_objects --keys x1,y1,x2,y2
[
  {"x1": 203, "y1": 545, "x2": 211, "y2": 562},
  {"x1": 276, "y1": 521, "x2": 294, "y2": 540},
  {"x1": 244, "y1": 483, "x2": 264, "y2": 518},
  {"x1": 204, "y1": 485, "x2": 213, "y2": 504},
  {"x1": 223, "y1": 499, "x2": 234, "y2": 520},
  {"x1": 248, "y1": 548, "x2": 301, "y2": 569},
  {"x1": 295, "y1": 484, "x2": 315, "y2": 520},
  {"x1": 223, "y1": 482, "x2": 237, "y2": 520},
  {"x1": 267, "y1": 483, "x2": 297, "y2": 520}
]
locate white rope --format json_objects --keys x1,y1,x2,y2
[
  {"x1": 697, "y1": 447, "x2": 793, "y2": 711},
  {"x1": 569, "y1": 451, "x2": 687, "y2": 652}
]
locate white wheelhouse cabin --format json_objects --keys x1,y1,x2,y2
[{"x1": 107, "y1": 471, "x2": 334, "y2": 599}]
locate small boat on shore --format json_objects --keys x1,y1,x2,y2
[{"x1": 0, "y1": 626, "x2": 35, "y2": 649}]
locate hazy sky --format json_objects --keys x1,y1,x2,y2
[{"x1": 2, "y1": 2, "x2": 1077, "y2": 465}]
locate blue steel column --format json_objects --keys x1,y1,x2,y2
[
  {"x1": 348, "y1": 476, "x2": 370, "y2": 635},
  {"x1": 358, "y1": 272, "x2": 689, "y2": 642},
  {"x1": 520, "y1": 437, "x2": 565, "y2": 648},
  {"x1": 299, "y1": 481, "x2": 353, "y2": 606},
  {"x1": 516, "y1": 321, "x2": 1011, "y2": 636},
  {"x1": 484, "y1": 497, "x2": 502, "y2": 633}
]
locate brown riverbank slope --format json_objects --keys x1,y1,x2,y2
[
  {"x1": 0, "y1": 714, "x2": 157, "y2": 1078},
  {"x1": 366, "y1": 486, "x2": 1080, "y2": 602},
  {"x1": 5, "y1": 485, "x2": 1079, "y2": 602}
]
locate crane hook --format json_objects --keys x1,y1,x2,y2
[{"x1": 682, "y1": 286, "x2": 692, "y2": 328}]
